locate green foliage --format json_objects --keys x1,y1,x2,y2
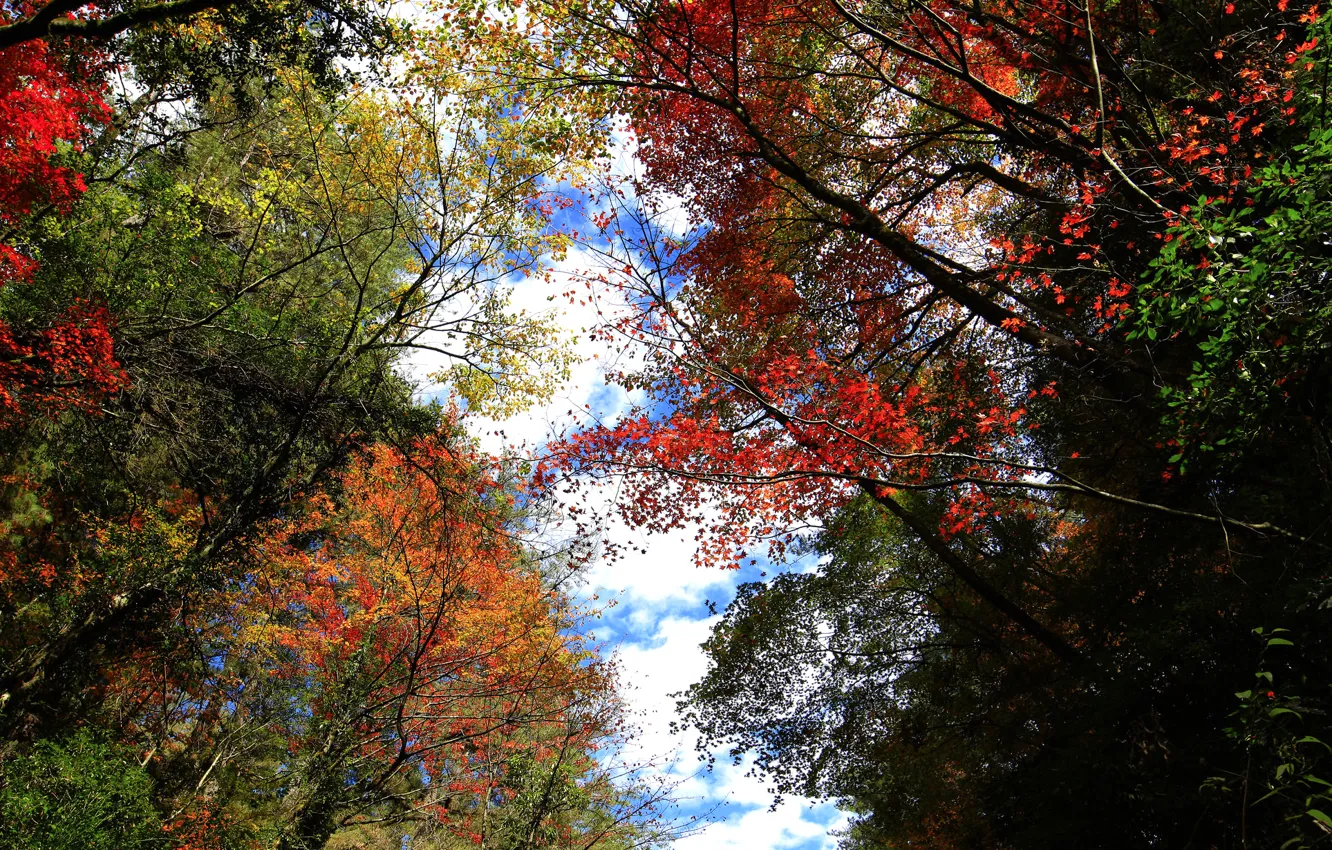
[
  {"x1": 119, "y1": 0, "x2": 404, "y2": 108},
  {"x1": 680, "y1": 495, "x2": 1004, "y2": 847},
  {"x1": 680, "y1": 487, "x2": 1332, "y2": 850},
  {"x1": 1206, "y1": 630, "x2": 1332, "y2": 850},
  {"x1": 481, "y1": 741, "x2": 664, "y2": 850},
  {"x1": 0, "y1": 730, "x2": 162, "y2": 850},
  {"x1": 1133, "y1": 17, "x2": 1332, "y2": 468}
]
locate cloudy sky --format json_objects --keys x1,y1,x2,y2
[
  {"x1": 410, "y1": 156, "x2": 850, "y2": 846},
  {"x1": 466, "y1": 271, "x2": 847, "y2": 850}
]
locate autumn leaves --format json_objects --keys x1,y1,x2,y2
[
  {"x1": 0, "y1": 2, "x2": 657, "y2": 847},
  {"x1": 3, "y1": 0, "x2": 1332, "y2": 847}
]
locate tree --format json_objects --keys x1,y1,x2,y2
[
  {"x1": 502, "y1": 0, "x2": 1332, "y2": 844},
  {"x1": 0, "y1": 730, "x2": 162, "y2": 850},
  {"x1": 85, "y1": 436, "x2": 673, "y2": 850},
  {"x1": 0, "y1": 0, "x2": 407, "y2": 429},
  {"x1": 252, "y1": 442, "x2": 618, "y2": 849},
  {"x1": 0, "y1": 0, "x2": 396, "y2": 92},
  {"x1": 678, "y1": 490, "x2": 1321, "y2": 848},
  {"x1": 528, "y1": 0, "x2": 1324, "y2": 597},
  {"x1": 0, "y1": 50, "x2": 592, "y2": 732},
  {"x1": 0, "y1": 9, "x2": 118, "y2": 424}
]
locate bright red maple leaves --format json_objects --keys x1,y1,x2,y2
[
  {"x1": 0, "y1": 11, "x2": 108, "y2": 275},
  {"x1": 0, "y1": 303, "x2": 125, "y2": 423},
  {"x1": 0, "y1": 10, "x2": 118, "y2": 429},
  {"x1": 547, "y1": 0, "x2": 1322, "y2": 566}
]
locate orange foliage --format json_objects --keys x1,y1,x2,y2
[{"x1": 110, "y1": 438, "x2": 618, "y2": 839}]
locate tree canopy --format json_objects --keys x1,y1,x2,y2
[
  {"x1": 0, "y1": 1, "x2": 673, "y2": 847},
  {"x1": 6, "y1": 0, "x2": 1332, "y2": 847},
  {"x1": 507, "y1": 0, "x2": 1332, "y2": 846}
]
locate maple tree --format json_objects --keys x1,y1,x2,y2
[
  {"x1": 79, "y1": 438, "x2": 668, "y2": 850},
  {"x1": 526, "y1": 0, "x2": 1328, "y2": 591},
  {"x1": 0, "y1": 438, "x2": 673, "y2": 850},
  {"x1": 488, "y1": 0, "x2": 1332, "y2": 844},
  {"x1": 0, "y1": 9, "x2": 118, "y2": 428},
  {"x1": 0, "y1": 0, "x2": 677, "y2": 842},
  {"x1": 248, "y1": 443, "x2": 659, "y2": 850}
]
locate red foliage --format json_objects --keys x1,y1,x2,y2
[
  {"x1": 0, "y1": 14, "x2": 118, "y2": 428},
  {"x1": 550, "y1": 0, "x2": 1319, "y2": 562},
  {"x1": 102, "y1": 439, "x2": 620, "y2": 840},
  {"x1": 256, "y1": 444, "x2": 611, "y2": 823},
  {"x1": 0, "y1": 303, "x2": 127, "y2": 427},
  {"x1": 163, "y1": 800, "x2": 251, "y2": 850},
  {"x1": 0, "y1": 10, "x2": 109, "y2": 243}
]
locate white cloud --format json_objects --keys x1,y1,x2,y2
[
  {"x1": 399, "y1": 129, "x2": 847, "y2": 850},
  {"x1": 677, "y1": 799, "x2": 846, "y2": 850},
  {"x1": 603, "y1": 605, "x2": 850, "y2": 850},
  {"x1": 438, "y1": 241, "x2": 640, "y2": 454},
  {"x1": 583, "y1": 517, "x2": 735, "y2": 608}
]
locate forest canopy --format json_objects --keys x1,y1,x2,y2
[
  {"x1": 0, "y1": 2, "x2": 666, "y2": 847},
  {"x1": 2, "y1": 0, "x2": 1332, "y2": 848}
]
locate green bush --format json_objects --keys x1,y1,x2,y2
[{"x1": 0, "y1": 730, "x2": 164, "y2": 850}]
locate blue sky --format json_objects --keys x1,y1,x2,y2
[
  {"x1": 577, "y1": 532, "x2": 847, "y2": 850},
  {"x1": 417, "y1": 264, "x2": 848, "y2": 850},
  {"x1": 404, "y1": 134, "x2": 851, "y2": 849}
]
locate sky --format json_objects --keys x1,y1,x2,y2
[
  {"x1": 580, "y1": 533, "x2": 849, "y2": 850},
  {"x1": 410, "y1": 186, "x2": 850, "y2": 848},
  {"x1": 470, "y1": 262, "x2": 847, "y2": 850}
]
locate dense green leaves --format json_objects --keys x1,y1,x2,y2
[
  {"x1": 0, "y1": 731, "x2": 162, "y2": 850},
  {"x1": 1137, "y1": 108, "x2": 1332, "y2": 466}
]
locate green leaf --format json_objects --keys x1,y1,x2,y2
[{"x1": 1297, "y1": 736, "x2": 1332, "y2": 752}]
